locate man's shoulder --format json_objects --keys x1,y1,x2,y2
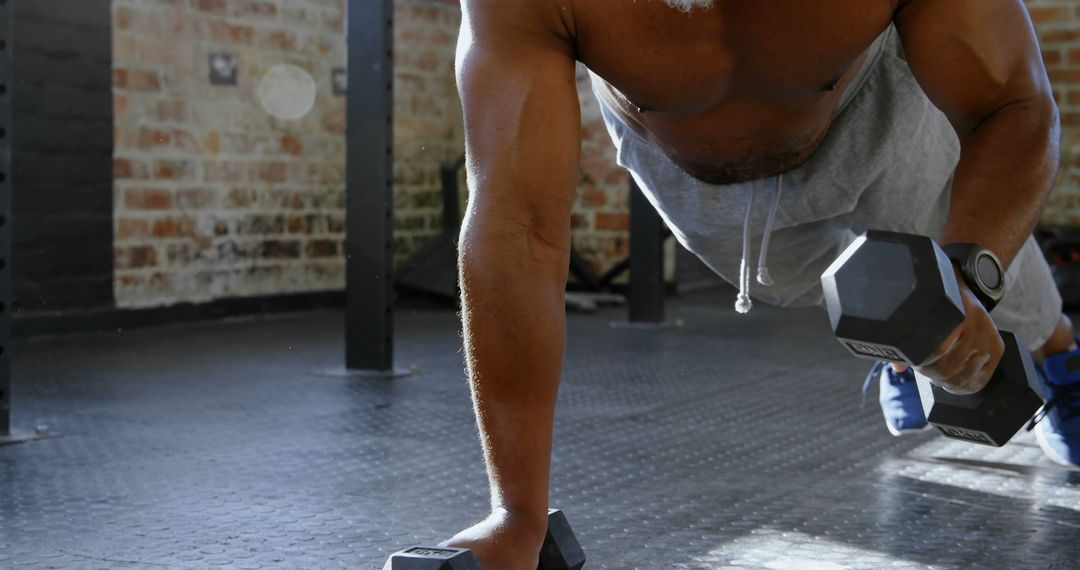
[{"x1": 460, "y1": 0, "x2": 576, "y2": 44}]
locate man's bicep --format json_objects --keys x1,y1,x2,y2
[
  {"x1": 456, "y1": 2, "x2": 580, "y2": 244},
  {"x1": 894, "y1": 0, "x2": 1053, "y2": 132}
]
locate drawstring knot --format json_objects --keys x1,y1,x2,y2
[{"x1": 735, "y1": 174, "x2": 783, "y2": 313}]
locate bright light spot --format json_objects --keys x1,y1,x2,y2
[
  {"x1": 884, "y1": 432, "x2": 1080, "y2": 517},
  {"x1": 258, "y1": 64, "x2": 317, "y2": 120},
  {"x1": 695, "y1": 529, "x2": 926, "y2": 569}
]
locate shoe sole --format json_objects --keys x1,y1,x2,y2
[
  {"x1": 885, "y1": 419, "x2": 931, "y2": 437},
  {"x1": 1034, "y1": 421, "x2": 1080, "y2": 468}
]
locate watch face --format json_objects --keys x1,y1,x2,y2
[{"x1": 975, "y1": 252, "x2": 1003, "y2": 290}]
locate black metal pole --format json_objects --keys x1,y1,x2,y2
[
  {"x1": 0, "y1": 0, "x2": 11, "y2": 437},
  {"x1": 628, "y1": 179, "x2": 665, "y2": 323},
  {"x1": 344, "y1": 0, "x2": 396, "y2": 373}
]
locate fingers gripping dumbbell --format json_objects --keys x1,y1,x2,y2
[
  {"x1": 821, "y1": 230, "x2": 1043, "y2": 446},
  {"x1": 384, "y1": 509, "x2": 585, "y2": 570}
]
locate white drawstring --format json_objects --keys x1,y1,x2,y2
[
  {"x1": 734, "y1": 184, "x2": 755, "y2": 314},
  {"x1": 734, "y1": 174, "x2": 783, "y2": 314},
  {"x1": 757, "y1": 174, "x2": 783, "y2": 286}
]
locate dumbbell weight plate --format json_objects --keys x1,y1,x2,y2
[
  {"x1": 385, "y1": 509, "x2": 585, "y2": 570},
  {"x1": 915, "y1": 330, "x2": 1042, "y2": 446},
  {"x1": 821, "y1": 231, "x2": 965, "y2": 366},
  {"x1": 385, "y1": 546, "x2": 480, "y2": 569}
]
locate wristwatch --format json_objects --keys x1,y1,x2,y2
[{"x1": 942, "y1": 243, "x2": 1005, "y2": 312}]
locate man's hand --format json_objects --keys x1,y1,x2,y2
[
  {"x1": 439, "y1": 508, "x2": 549, "y2": 570},
  {"x1": 909, "y1": 268, "x2": 1005, "y2": 394}
]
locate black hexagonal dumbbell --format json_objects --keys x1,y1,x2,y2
[
  {"x1": 384, "y1": 509, "x2": 585, "y2": 570},
  {"x1": 821, "y1": 230, "x2": 1043, "y2": 446}
]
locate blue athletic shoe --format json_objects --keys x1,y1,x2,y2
[
  {"x1": 864, "y1": 361, "x2": 929, "y2": 436},
  {"x1": 1033, "y1": 341, "x2": 1080, "y2": 467}
]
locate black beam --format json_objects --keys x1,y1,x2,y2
[
  {"x1": 0, "y1": 0, "x2": 10, "y2": 436},
  {"x1": 628, "y1": 179, "x2": 665, "y2": 323},
  {"x1": 345, "y1": 0, "x2": 395, "y2": 372},
  {"x1": 439, "y1": 155, "x2": 465, "y2": 236}
]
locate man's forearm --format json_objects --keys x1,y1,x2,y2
[
  {"x1": 941, "y1": 98, "x2": 1059, "y2": 266},
  {"x1": 458, "y1": 219, "x2": 569, "y2": 527}
]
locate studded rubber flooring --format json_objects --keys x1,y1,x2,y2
[{"x1": 1, "y1": 288, "x2": 1078, "y2": 569}]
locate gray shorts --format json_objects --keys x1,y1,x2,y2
[{"x1": 591, "y1": 27, "x2": 1062, "y2": 350}]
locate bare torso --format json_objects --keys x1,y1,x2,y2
[{"x1": 568, "y1": 0, "x2": 900, "y2": 184}]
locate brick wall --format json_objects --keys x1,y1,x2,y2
[
  {"x1": 391, "y1": 1, "x2": 467, "y2": 261},
  {"x1": 1031, "y1": 0, "x2": 1080, "y2": 226},
  {"x1": 112, "y1": 0, "x2": 349, "y2": 307},
  {"x1": 574, "y1": 64, "x2": 630, "y2": 275}
]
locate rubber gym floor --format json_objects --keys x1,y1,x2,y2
[{"x1": 1, "y1": 287, "x2": 1078, "y2": 569}]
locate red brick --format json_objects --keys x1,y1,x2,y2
[
  {"x1": 305, "y1": 239, "x2": 339, "y2": 258},
  {"x1": 113, "y1": 34, "x2": 136, "y2": 61},
  {"x1": 281, "y1": 134, "x2": 303, "y2": 156},
  {"x1": 1044, "y1": 48, "x2": 1063, "y2": 68},
  {"x1": 152, "y1": 216, "x2": 193, "y2": 238},
  {"x1": 239, "y1": 215, "x2": 285, "y2": 236},
  {"x1": 193, "y1": 0, "x2": 227, "y2": 14},
  {"x1": 117, "y1": 274, "x2": 145, "y2": 287},
  {"x1": 114, "y1": 94, "x2": 131, "y2": 120},
  {"x1": 233, "y1": 1, "x2": 278, "y2": 18},
  {"x1": 288, "y1": 162, "x2": 320, "y2": 184},
  {"x1": 1048, "y1": 69, "x2": 1080, "y2": 85},
  {"x1": 604, "y1": 169, "x2": 628, "y2": 185},
  {"x1": 156, "y1": 100, "x2": 187, "y2": 122},
  {"x1": 328, "y1": 215, "x2": 346, "y2": 233},
  {"x1": 582, "y1": 188, "x2": 607, "y2": 207},
  {"x1": 153, "y1": 160, "x2": 193, "y2": 180},
  {"x1": 286, "y1": 213, "x2": 310, "y2": 234},
  {"x1": 113, "y1": 68, "x2": 161, "y2": 92},
  {"x1": 166, "y1": 243, "x2": 193, "y2": 264},
  {"x1": 177, "y1": 188, "x2": 217, "y2": 210},
  {"x1": 267, "y1": 30, "x2": 298, "y2": 51},
  {"x1": 137, "y1": 128, "x2": 171, "y2": 150},
  {"x1": 205, "y1": 160, "x2": 247, "y2": 183},
  {"x1": 252, "y1": 162, "x2": 288, "y2": 183},
  {"x1": 1041, "y1": 29, "x2": 1080, "y2": 43},
  {"x1": 168, "y1": 12, "x2": 200, "y2": 40},
  {"x1": 267, "y1": 189, "x2": 306, "y2": 209},
  {"x1": 115, "y1": 6, "x2": 136, "y2": 30},
  {"x1": 208, "y1": 21, "x2": 255, "y2": 45},
  {"x1": 114, "y1": 158, "x2": 150, "y2": 180},
  {"x1": 257, "y1": 240, "x2": 302, "y2": 259},
  {"x1": 172, "y1": 129, "x2": 199, "y2": 152},
  {"x1": 1060, "y1": 112, "x2": 1080, "y2": 126},
  {"x1": 1028, "y1": 6, "x2": 1068, "y2": 23},
  {"x1": 225, "y1": 187, "x2": 259, "y2": 208},
  {"x1": 116, "y1": 218, "x2": 150, "y2": 241},
  {"x1": 322, "y1": 109, "x2": 346, "y2": 134},
  {"x1": 124, "y1": 188, "x2": 173, "y2": 210},
  {"x1": 204, "y1": 131, "x2": 221, "y2": 154},
  {"x1": 115, "y1": 245, "x2": 158, "y2": 270},
  {"x1": 595, "y1": 212, "x2": 629, "y2": 231}
]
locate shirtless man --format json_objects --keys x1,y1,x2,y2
[{"x1": 449, "y1": 1, "x2": 1080, "y2": 567}]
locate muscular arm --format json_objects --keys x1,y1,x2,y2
[
  {"x1": 456, "y1": 0, "x2": 579, "y2": 528},
  {"x1": 895, "y1": 0, "x2": 1059, "y2": 266}
]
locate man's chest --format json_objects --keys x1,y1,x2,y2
[{"x1": 572, "y1": 0, "x2": 898, "y2": 112}]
